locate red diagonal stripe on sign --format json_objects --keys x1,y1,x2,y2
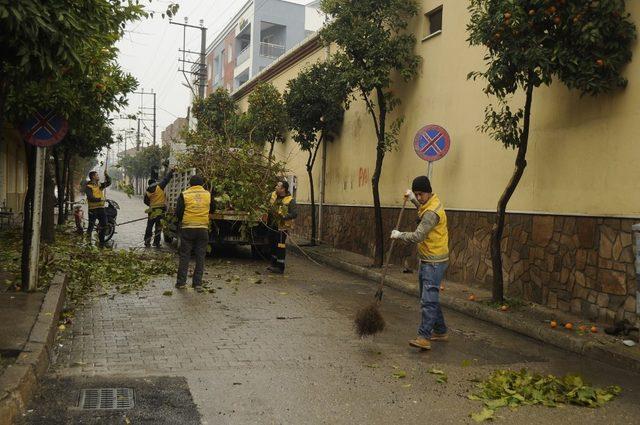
[
  {"x1": 25, "y1": 111, "x2": 57, "y2": 142},
  {"x1": 419, "y1": 131, "x2": 444, "y2": 154}
]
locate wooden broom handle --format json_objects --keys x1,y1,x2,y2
[{"x1": 375, "y1": 198, "x2": 408, "y2": 301}]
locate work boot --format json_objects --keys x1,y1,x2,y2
[
  {"x1": 175, "y1": 282, "x2": 187, "y2": 289},
  {"x1": 408, "y1": 337, "x2": 431, "y2": 350},
  {"x1": 193, "y1": 284, "x2": 204, "y2": 292},
  {"x1": 429, "y1": 333, "x2": 449, "y2": 342},
  {"x1": 144, "y1": 242, "x2": 151, "y2": 248},
  {"x1": 267, "y1": 266, "x2": 284, "y2": 275}
]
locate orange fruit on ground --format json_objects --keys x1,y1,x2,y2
[
  {"x1": 550, "y1": 320, "x2": 558, "y2": 328},
  {"x1": 578, "y1": 325, "x2": 588, "y2": 332},
  {"x1": 500, "y1": 305, "x2": 509, "y2": 311},
  {"x1": 591, "y1": 326, "x2": 598, "y2": 333},
  {"x1": 596, "y1": 59, "x2": 604, "y2": 67},
  {"x1": 468, "y1": 294, "x2": 476, "y2": 302},
  {"x1": 564, "y1": 323, "x2": 573, "y2": 330}
]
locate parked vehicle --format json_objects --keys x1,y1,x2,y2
[{"x1": 162, "y1": 170, "x2": 271, "y2": 257}]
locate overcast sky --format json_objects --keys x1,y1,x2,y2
[{"x1": 112, "y1": 0, "x2": 312, "y2": 152}]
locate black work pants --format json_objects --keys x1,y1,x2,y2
[
  {"x1": 87, "y1": 208, "x2": 107, "y2": 245},
  {"x1": 177, "y1": 228, "x2": 209, "y2": 286},
  {"x1": 269, "y1": 229, "x2": 287, "y2": 271},
  {"x1": 144, "y1": 207, "x2": 165, "y2": 246}
]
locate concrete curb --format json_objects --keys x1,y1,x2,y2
[
  {"x1": 0, "y1": 273, "x2": 67, "y2": 425},
  {"x1": 292, "y1": 246, "x2": 640, "y2": 373}
]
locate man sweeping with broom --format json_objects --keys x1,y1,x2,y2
[{"x1": 390, "y1": 176, "x2": 449, "y2": 351}]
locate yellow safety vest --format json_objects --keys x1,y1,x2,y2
[
  {"x1": 417, "y1": 193, "x2": 449, "y2": 262},
  {"x1": 86, "y1": 183, "x2": 105, "y2": 210},
  {"x1": 270, "y1": 191, "x2": 293, "y2": 230},
  {"x1": 182, "y1": 185, "x2": 211, "y2": 229},
  {"x1": 147, "y1": 186, "x2": 166, "y2": 209}
]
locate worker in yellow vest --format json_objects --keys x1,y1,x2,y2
[
  {"x1": 267, "y1": 180, "x2": 297, "y2": 274},
  {"x1": 84, "y1": 170, "x2": 111, "y2": 247},
  {"x1": 175, "y1": 175, "x2": 214, "y2": 290},
  {"x1": 143, "y1": 166, "x2": 176, "y2": 247},
  {"x1": 391, "y1": 176, "x2": 449, "y2": 351}
]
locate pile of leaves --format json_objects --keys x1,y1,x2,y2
[
  {"x1": 39, "y1": 231, "x2": 176, "y2": 306},
  {"x1": 469, "y1": 369, "x2": 622, "y2": 422},
  {"x1": 0, "y1": 229, "x2": 176, "y2": 306}
]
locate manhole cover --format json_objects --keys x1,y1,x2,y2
[{"x1": 78, "y1": 388, "x2": 134, "y2": 410}]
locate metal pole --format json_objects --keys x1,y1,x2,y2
[
  {"x1": 136, "y1": 118, "x2": 141, "y2": 151},
  {"x1": 427, "y1": 161, "x2": 433, "y2": 180},
  {"x1": 27, "y1": 147, "x2": 46, "y2": 292},
  {"x1": 152, "y1": 90, "x2": 157, "y2": 146},
  {"x1": 318, "y1": 137, "x2": 327, "y2": 243},
  {"x1": 199, "y1": 25, "x2": 207, "y2": 99}
]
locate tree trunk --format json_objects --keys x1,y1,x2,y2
[
  {"x1": 490, "y1": 80, "x2": 535, "y2": 302},
  {"x1": 21, "y1": 143, "x2": 36, "y2": 291},
  {"x1": 371, "y1": 86, "x2": 388, "y2": 267},
  {"x1": 41, "y1": 151, "x2": 56, "y2": 243},
  {"x1": 307, "y1": 163, "x2": 316, "y2": 245}
]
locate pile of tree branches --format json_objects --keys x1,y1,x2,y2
[{"x1": 178, "y1": 92, "x2": 287, "y2": 222}]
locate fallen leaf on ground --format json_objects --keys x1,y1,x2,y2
[
  {"x1": 392, "y1": 370, "x2": 407, "y2": 379},
  {"x1": 162, "y1": 290, "x2": 173, "y2": 296},
  {"x1": 428, "y1": 368, "x2": 445, "y2": 375},
  {"x1": 470, "y1": 407, "x2": 495, "y2": 422}
]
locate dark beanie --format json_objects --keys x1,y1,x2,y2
[
  {"x1": 148, "y1": 178, "x2": 156, "y2": 186},
  {"x1": 411, "y1": 176, "x2": 432, "y2": 193},
  {"x1": 189, "y1": 175, "x2": 204, "y2": 186}
]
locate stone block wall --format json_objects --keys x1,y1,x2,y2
[{"x1": 293, "y1": 204, "x2": 637, "y2": 324}]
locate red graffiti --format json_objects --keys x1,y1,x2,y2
[{"x1": 358, "y1": 167, "x2": 370, "y2": 187}]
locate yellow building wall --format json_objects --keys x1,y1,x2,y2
[
  {"x1": 238, "y1": 0, "x2": 640, "y2": 218},
  {"x1": 0, "y1": 127, "x2": 28, "y2": 213}
]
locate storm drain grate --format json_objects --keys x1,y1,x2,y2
[{"x1": 78, "y1": 388, "x2": 134, "y2": 410}]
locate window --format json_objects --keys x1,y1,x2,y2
[
  {"x1": 423, "y1": 6, "x2": 443, "y2": 41},
  {"x1": 221, "y1": 49, "x2": 226, "y2": 64}
]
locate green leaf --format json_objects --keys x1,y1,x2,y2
[
  {"x1": 470, "y1": 408, "x2": 494, "y2": 422},
  {"x1": 392, "y1": 370, "x2": 406, "y2": 379}
]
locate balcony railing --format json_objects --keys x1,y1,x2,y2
[
  {"x1": 235, "y1": 46, "x2": 250, "y2": 66},
  {"x1": 259, "y1": 42, "x2": 285, "y2": 59}
]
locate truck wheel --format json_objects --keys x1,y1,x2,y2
[{"x1": 164, "y1": 233, "x2": 173, "y2": 243}]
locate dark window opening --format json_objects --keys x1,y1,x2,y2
[{"x1": 424, "y1": 6, "x2": 443, "y2": 39}]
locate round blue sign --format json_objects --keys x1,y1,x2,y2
[
  {"x1": 21, "y1": 111, "x2": 68, "y2": 147},
  {"x1": 413, "y1": 124, "x2": 450, "y2": 162}
]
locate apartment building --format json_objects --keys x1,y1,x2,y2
[{"x1": 205, "y1": 0, "x2": 323, "y2": 94}]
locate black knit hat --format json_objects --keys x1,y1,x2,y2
[
  {"x1": 411, "y1": 176, "x2": 432, "y2": 193},
  {"x1": 189, "y1": 175, "x2": 204, "y2": 186}
]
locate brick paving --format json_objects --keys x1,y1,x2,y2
[{"x1": 44, "y1": 190, "x2": 640, "y2": 424}]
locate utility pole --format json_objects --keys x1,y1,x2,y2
[
  {"x1": 170, "y1": 17, "x2": 207, "y2": 99},
  {"x1": 133, "y1": 89, "x2": 157, "y2": 146}
]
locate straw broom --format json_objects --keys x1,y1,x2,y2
[{"x1": 355, "y1": 198, "x2": 408, "y2": 337}]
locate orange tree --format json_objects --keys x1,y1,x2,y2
[
  {"x1": 467, "y1": 0, "x2": 635, "y2": 302},
  {"x1": 0, "y1": 0, "x2": 177, "y2": 288},
  {"x1": 284, "y1": 60, "x2": 350, "y2": 245},
  {"x1": 320, "y1": 0, "x2": 420, "y2": 266}
]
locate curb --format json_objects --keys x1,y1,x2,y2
[
  {"x1": 0, "y1": 273, "x2": 67, "y2": 425},
  {"x1": 292, "y1": 246, "x2": 640, "y2": 374}
]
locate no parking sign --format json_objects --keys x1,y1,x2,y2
[{"x1": 413, "y1": 124, "x2": 451, "y2": 177}]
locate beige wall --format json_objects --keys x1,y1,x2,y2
[
  {"x1": 0, "y1": 126, "x2": 28, "y2": 213},
  {"x1": 238, "y1": 0, "x2": 640, "y2": 217}
]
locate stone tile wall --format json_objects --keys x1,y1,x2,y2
[{"x1": 293, "y1": 204, "x2": 638, "y2": 324}]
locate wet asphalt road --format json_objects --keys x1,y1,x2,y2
[{"x1": 23, "y1": 190, "x2": 640, "y2": 424}]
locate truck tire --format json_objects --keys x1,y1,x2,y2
[{"x1": 164, "y1": 233, "x2": 173, "y2": 243}]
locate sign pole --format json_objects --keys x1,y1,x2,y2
[
  {"x1": 427, "y1": 161, "x2": 433, "y2": 180},
  {"x1": 27, "y1": 146, "x2": 46, "y2": 291}
]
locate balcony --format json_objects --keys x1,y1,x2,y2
[
  {"x1": 235, "y1": 45, "x2": 250, "y2": 66},
  {"x1": 259, "y1": 42, "x2": 285, "y2": 59}
]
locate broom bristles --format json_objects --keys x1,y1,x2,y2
[{"x1": 354, "y1": 302, "x2": 386, "y2": 337}]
